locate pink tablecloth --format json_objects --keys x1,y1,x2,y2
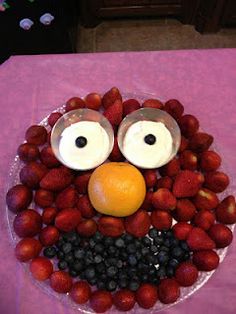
[{"x1": 0, "y1": 49, "x2": 236, "y2": 314}]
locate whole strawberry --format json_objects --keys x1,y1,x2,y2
[
  {"x1": 186, "y1": 227, "x2": 215, "y2": 251},
  {"x1": 158, "y1": 279, "x2": 180, "y2": 304},
  {"x1": 50, "y1": 270, "x2": 73, "y2": 293},
  {"x1": 175, "y1": 262, "x2": 198, "y2": 286},
  {"x1": 208, "y1": 224, "x2": 233, "y2": 248},
  {"x1": 135, "y1": 283, "x2": 158, "y2": 309},
  {"x1": 192, "y1": 250, "x2": 219, "y2": 271},
  {"x1": 113, "y1": 289, "x2": 136, "y2": 311},
  {"x1": 90, "y1": 290, "x2": 113, "y2": 313}
]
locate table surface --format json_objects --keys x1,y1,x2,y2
[{"x1": 0, "y1": 49, "x2": 236, "y2": 314}]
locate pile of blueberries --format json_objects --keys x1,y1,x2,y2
[{"x1": 43, "y1": 228, "x2": 191, "y2": 292}]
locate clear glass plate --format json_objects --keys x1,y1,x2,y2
[{"x1": 5, "y1": 92, "x2": 236, "y2": 313}]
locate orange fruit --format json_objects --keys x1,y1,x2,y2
[{"x1": 88, "y1": 162, "x2": 146, "y2": 217}]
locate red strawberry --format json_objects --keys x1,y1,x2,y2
[
  {"x1": 98, "y1": 216, "x2": 124, "y2": 237},
  {"x1": 6, "y1": 184, "x2": 32, "y2": 213},
  {"x1": 159, "y1": 158, "x2": 180, "y2": 177},
  {"x1": 85, "y1": 93, "x2": 102, "y2": 111},
  {"x1": 178, "y1": 136, "x2": 189, "y2": 153},
  {"x1": 55, "y1": 208, "x2": 81, "y2": 232},
  {"x1": 158, "y1": 279, "x2": 180, "y2": 304},
  {"x1": 77, "y1": 219, "x2": 97, "y2": 237},
  {"x1": 156, "y1": 176, "x2": 173, "y2": 190},
  {"x1": 48, "y1": 112, "x2": 63, "y2": 127},
  {"x1": 208, "y1": 224, "x2": 233, "y2": 248},
  {"x1": 142, "y1": 99, "x2": 163, "y2": 109},
  {"x1": 30, "y1": 256, "x2": 53, "y2": 281},
  {"x1": 25, "y1": 125, "x2": 47, "y2": 146},
  {"x1": 55, "y1": 187, "x2": 78, "y2": 210},
  {"x1": 42, "y1": 207, "x2": 57, "y2": 225},
  {"x1": 15, "y1": 238, "x2": 42, "y2": 262},
  {"x1": 193, "y1": 210, "x2": 215, "y2": 230},
  {"x1": 199, "y1": 150, "x2": 221, "y2": 172},
  {"x1": 74, "y1": 171, "x2": 92, "y2": 194},
  {"x1": 151, "y1": 210, "x2": 172, "y2": 230},
  {"x1": 193, "y1": 188, "x2": 219, "y2": 211},
  {"x1": 40, "y1": 146, "x2": 61, "y2": 168},
  {"x1": 174, "y1": 199, "x2": 196, "y2": 222},
  {"x1": 39, "y1": 226, "x2": 60, "y2": 247},
  {"x1": 13, "y1": 209, "x2": 42, "y2": 238},
  {"x1": 50, "y1": 270, "x2": 73, "y2": 293},
  {"x1": 34, "y1": 188, "x2": 54, "y2": 208},
  {"x1": 152, "y1": 188, "x2": 176, "y2": 211},
  {"x1": 109, "y1": 137, "x2": 124, "y2": 162},
  {"x1": 143, "y1": 169, "x2": 158, "y2": 189},
  {"x1": 69, "y1": 281, "x2": 91, "y2": 304},
  {"x1": 187, "y1": 227, "x2": 215, "y2": 251},
  {"x1": 40, "y1": 166, "x2": 73, "y2": 191},
  {"x1": 204, "y1": 171, "x2": 229, "y2": 193},
  {"x1": 216, "y1": 195, "x2": 236, "y2": 224},
  {"x1": 189, "y1": 132, "x2": 213, "y2": 153},
  {"x1": 125, "y1": 210, "x2": 151, "y2": 237},
  {"x1": 172, "y1": 222, "x2": 193, "y2": 240},
  {"x1": 90, "y1": 290, "x2": 113, "y2": 313},
  {"x1": 20, "y1": 161, "x2": 48, "y2": 189},
  {"x1": 113, "y1": 289, "x2": 135, "y2": 311},
  {"x1": 47, "y1": 130, "x2": 52, "y2": 144},
  {"x1": 135, "y1": 283, "x2": 158, "y2": 309},
  {"x1": 164, "y1": 99, "x2": 184, "y2": 121},
  {"x1": 179, "y1": 114, "x2": 199, "y2": 138},
  {"x1": 102, "y1": 87, "x2": 122, "y2": 109},
  {"x1": 17, "y1": 143, "x2": 40, "y2": 162},
  {"x1": 192, "y1": 250, "x2": 219, "y2": 271},
  {"x1": 123, "y1": 99, "x2": 141, "y2": 116},
  {"x1": 65, "y1": 97, "x2": 86, "y2": 112},
  {"x1": 179, "y1": 150, "x2": 198, "y2": 171},
  {"x1": 103, "y1": 99, "x2": 123, "y2": 126},
  {"x1": 172, "y1": 170, "x2": 203, "y2": 198},
  {"x1": 141, "y1": 191, "x2": 153, "y2": 211},
  {"x1": 175, "y1": 262, "x2": 198, "y2": 286},
  {"x1": 76, "y1": 195, "x2": 96, "y2": 218}
]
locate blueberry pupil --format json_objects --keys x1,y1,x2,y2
[
  {"x1": 75, "y1": 136, "x2": 87, "y2": 148},
  {"x1": 144, "y1": 134, "x2": 156, "y2": 145}
]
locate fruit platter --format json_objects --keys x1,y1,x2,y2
[{"x1": 6, "y1": 87, "x2": 236, "y2": 313}]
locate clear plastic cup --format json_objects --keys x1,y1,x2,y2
[
  {"x1": 51, "y1": 109, "x2": 114, "y2": 170},
  {"x1": 117, "y1": 108, "x2": 181, "y2": 169}
]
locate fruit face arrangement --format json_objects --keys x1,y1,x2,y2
[{"x1": 6, "y1": 87, "x2": 236, "y2": 313}]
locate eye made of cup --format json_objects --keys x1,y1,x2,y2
[
  {"x1": 51, "y1": 109, "x2": 114, "y2": 170},
  {"x1": 117, "y1": 108, "x2": 181, "y2": 169}
]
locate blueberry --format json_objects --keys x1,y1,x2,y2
[
  {"x1": 134, "y1": 239, "x2": 142, "y2": 248},
  {"x1": 85, "y1": 267, "x2": 96, "y2": 279},
  {"x1": 72, "y1": 260, "x2": 84, "y2": 272},
  {"x1": 106, "y1": 280, "x2": 117, "y2": 291},
  {"x1": 168, "y1": 259, "x2": 179, "y2": 269},
  {"x1": 142, "y1": 237, "x2": 152, "y2": 246},
  {"x1": 104, "y1": 237, "x2": 114, "y2": 247},
  {"x1": 64, "y1": 252, "x2": 74, "y2": 264},
  {"x1": 94, "y1": 255, "x2": 103, "y2": 264},
  {"x1": 166, "y1": 266, "x2": 175, "y2": 278},
  {"x1": 180, "y1": 241, "x2": 190, "y2": 251},
  {"x1": 107, "y1": 258, "x2": 117, "y2": 266},
  {"x1": 128, "y1": 255, "x2": 137, "y2": 266},
  {"x1": 67, "y1": 231, "x2": 79, "y2": 244},
  {"x1": 141, "y1": 247, "x2": 149, "y2": 256},
  {"x1": 75, "y1": 136, "x2": 87, "y2": 148},
  {"x1": 129, "y1": 280, "x2": 140, "y2": 291},
  {"x1": 57, "y1": 251, "x2": 65, "y2": 260},
  {"x1": 43, "y1": 247, "x2": 57, "y2": 258},
  {"x1": 107, "y1": 266, "x2": 118, "y2": 277},
  {"x1": 120, "y1": 250, "x2": 128, "y2": 260},
  {"x1": 165, "y1": 230, "x2": 173, "y2": 238},
  {"x1": 79, "y1": 271, "x2": 86, "y2": 280},
  {"x1": 150, "y1": 245, "x2": 158, "y2": 253},
  {"x1": 122, "y1": 234, "x2": 134, "y2": 243},
  {"x1": 94, "y1": 243, "x2": 104, "y2": 254},
  {"x1": 154, "y1": 236, "x2": 164, "y2": 245},
  {"x1": 88, "y1": 278, "x2": 97, "y2": 286},
  {"x1": 150, "y1": 277, "x2": 160, "y2": 285},
  {"x1": 158, "y1": 251, "x2": 169, "y2": 265},
  {"x1": 93, "y1": 232, "x2": 103, "y2": 243},
  {"x1": 159, "y1": 246, "x2": 169, "y2": 252},
  {"x1": 144, "y1": 134, "x2": 156, "y2": 145},
  {"x1": 118, "y1": 278, "x2": 128, "y2": 288},
  {"x1": 96, "y1": 263, "x2": 106, "y2": 274},
  {"x1": 108, "y1": 246, "x2": 117, "y2": 255},
  {"x1": 171, "y1": 247, "x2": 184, "y2": 260},
  {"x1": 89, "y1": 239, "x2": 96, "y2": 248},
  {"x1": 163, "y1": 238, "x2": 172, "y2": 248},
  {"x1": 58, "y1": 260, "x2": 68, "y2": 270},
  {"x1": 135, "y1": 251, "x2": 142, "y2": 260},
  {"x1": 127, "y1": 243, "x2": 136, "y2": 254},
  {"x1": 141, "y1": 274, "x2": 149, "y2": 282},
  {"x1": 146, "y1": 254, "x2": 156, "y2": 264},
  {"x1": 149, "y1": 228, "x2": 158, "y2": 238},
  {"x1": 117, "y1": 260, "x2": 123, "y2": 268},
  {"x1": 183, "y1": 252, "x2": 191, "y2": 261},
  {"x1": 97, "y1": 281, "x2": 106, "y2": 289},
  {"x1": 169, "y1": 238, "x2": 179, "y2": 247},
  {"x1": 62, "y1": 243, "x2": 72, "y2": 254},
  {"x1": 69, "y1": 269, "x2": 79, "y2": 278},
  {"x1": 74, "y1": 249, "x2": 85, "y2": 259},
  {"x1": 156, "y1": 266, "x2": 166, "y2": 278},
  {"x1": 115, "y1": 238, "x2": 125, "y2": 248}
]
